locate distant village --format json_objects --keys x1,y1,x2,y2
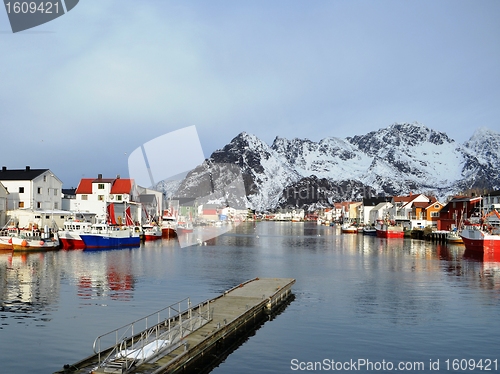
[{"x1": 0, "y1": 165, "x2": 499, "y2": 234}]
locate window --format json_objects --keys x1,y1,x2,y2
[
  {"x1": 60, "y1": 216, "x2": 65, "y2": 219},
  {"x1": 43, "y1": 175, "x2": 46, "y2": 182},
  {"x1": 116, "y1": 195, "x2": 122, "y2": 201},
  {"x1": 98, "y1": 195, "x2": 104, "y2": 201},
  {"x1": 53, "y1": 189, "x2": 58, "y2": 196},
  {"x1": 37, "y1": 187, "x2": 42, "y2": 194},
  {"x1": 431, "y1": 212, "x2": 440, "y2": 217},
  {"x1": 434, "y1": 204, "x2": 440, "y2": 209},
  {"x1": 54, "y1": 202, "x2": 58, "y2": 209},
  {"x1": 81, "y1": 195, "x2": 88, "y2": 200},
  {"x1": 98, "y1": 183, "x2": 105, "y2": 189},
  {"x1": 45, "y1": 215, "x2": 50, "y2": 219},
  {"x1": 18, "y1": 201, "x2": 24, "y2": 208},
  {"x1": 37, "y1": 202, "x2": 41, "y2": 208},
  {"x1": 35, "y1": 215, "x2": 41, "y2": 219},
  {"x1": 19, "y1": 187, "x2": 24, "y2": 193}
]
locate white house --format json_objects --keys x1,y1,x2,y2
[
  {"x1": 70, "y1": 175, "x2": 141, "y2": 224},
  {"x1": 0, "y1": 166, "x2": 63, "y2": 211}
]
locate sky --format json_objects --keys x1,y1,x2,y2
[{"x1": 1, "y1": 1, "x2": 499, "y2": 188}]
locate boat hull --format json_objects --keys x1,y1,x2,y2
[
  {"x1": 59, "y1": 237, "x2": 86, "y2": 250},
  {"x1": 80, "y1": 234, "x2": 141, "y2": 249},
  {"x1": 12, "y1": 237, "x2": 59, "y2": 251},
  {"x1": 376, "y1": 226, "x2": 405, "y2": 238},
  {"x1": 0, "y1": 236, "x2": 13, "y2": 250},
  {"x1": 161, "y1": 227, "x2": 177, "y2": 238}
]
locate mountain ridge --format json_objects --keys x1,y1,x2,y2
[{"x1": 168, "y1": 122, "x2": 500, "y2": 211}]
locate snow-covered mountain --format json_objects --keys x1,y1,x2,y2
[{"x1": 165, "y1": 123, "x2": 500, "y2": 211}]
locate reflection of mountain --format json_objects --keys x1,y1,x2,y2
[{"x1": 0, "y1": 252, "x2": 60, "y2": 324}]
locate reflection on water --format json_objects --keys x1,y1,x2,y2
[{"x1": 0, "y1": 223, "x2": 499, "y2": 373}]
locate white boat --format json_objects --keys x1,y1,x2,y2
[
  {"x1": 11, "y1": 227, "x2": 59, "y2": 251},
  {"x1": 341, "y1": 223, "x2": 357, "y2": 234},
  {"x1": 446, "y1": 229, "x2": 463, "y2": 244},
  {"x1": 161, "y1": 210, "x2": 178, "y2": 238},
  {"x1": 142, "y1": 223, "x2": 162, "y2": 241},
  {"x1": 58, "y1": 220, "x2": 92, "y2": 249}
]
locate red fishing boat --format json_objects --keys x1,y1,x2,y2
[
  {"x1": 460, "y1": 211, "x2": 500, "y2": 254},
  {"x1": 375, "y1": 219, "x2": 405, "y2": 238}
]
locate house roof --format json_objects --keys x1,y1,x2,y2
[
  {"x1": 75, "y1": 178, "x2": 94, "y2": 194},
  {"x1": 111, "y1": 179, "x2": 133, "y2": 194},
  {"x1": 0, "y1": 167, "x2": 49, "y2": 181}
]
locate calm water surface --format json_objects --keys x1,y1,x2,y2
[{"x1": 0, "y1": 222, "x2": 499, "y2": 373}]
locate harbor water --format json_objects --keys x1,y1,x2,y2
[{"x1": 1, "y1": 222, "x2": 499, "y2": 373}]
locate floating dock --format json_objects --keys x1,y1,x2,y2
[{"x1": 56, "y1": 277, "x2": 295, "y2": 374}]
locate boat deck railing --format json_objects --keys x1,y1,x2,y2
[{"x1": 92, "y1": 297, "x2": 212, "y2": 374}]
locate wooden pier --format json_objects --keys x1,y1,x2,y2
[{"x1": 56, "y1": 277, "x2": 295, "y2": 374}]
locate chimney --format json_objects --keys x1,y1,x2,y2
[
  {"x1": 25, "y1": 166, "x2": 30, "y2": 172},
  {"x1": 1, "y1": 166, "x2": 6, "y2": 172},
  {"x1": 98, "y1": 174, "x2": 102, "y2": 179},
  {"x1": 116, "y1": 174, "x2": 120, "y2": 179}
]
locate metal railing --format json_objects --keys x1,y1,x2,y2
[{"x1": 92, "y1": 297, "x2": 212, "y2": 373}]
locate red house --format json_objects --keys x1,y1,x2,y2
[{"x1": 437, "y1": 196, "x2": 482, "y2": 230}]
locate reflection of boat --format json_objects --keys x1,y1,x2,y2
[
  {"x1": 58, "y1": 220, "x2": 92, "y2": 249},
  {"x1": 142, "y1": 223, "x2": 162, "y2": 241},
  {"x1": 11, "y1": 228, "x2": 59, "y2": 251},
  {"x1": 375, "y1": 220, "x2": 404, "y2": 238},
  {"x1": 79, "y1": 224, "x2": 141, "y2": 249}
]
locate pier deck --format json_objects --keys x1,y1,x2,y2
[{"x1": 57, "y1": 277, "x2": 295, "y2": 374}]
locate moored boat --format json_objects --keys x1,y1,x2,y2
[
  {"x1": 79, "y1": 223, "x2": 141, "y2": 249},
  {"x1": 362, "y1": 226, "x2": 377, "y2": 236},
  {"x1": 161, "y1": 210, "x2": 177, "y2": 238},
  {"x1": 460, "y1": 225, "x2": 500, "y2": 253},
  {"x1": 446, "y1": 229, "x2": 464, "y2": 244},
  {"x1": 375, "y1": 220, "x2": 405, "y2": 238},
  {"x1": 142, "y1": 223, "x2": 162, "y2": 241},
  {"x1": 11, "y1": 228, "x2": 60, "y2": 251},
  {"x1": 58, "y1": 220, "x2": 92, "y2": 249},
  {"x1": 341, "y1": 223, "x2": 357, "y2": 234}
]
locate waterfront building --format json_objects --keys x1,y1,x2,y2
[
  {"x1": 69, "y1": 174, "x2": 142, "y2": 224},
  {"x1": 0, "y1": 166, "x2": 63, "y2": 211}
]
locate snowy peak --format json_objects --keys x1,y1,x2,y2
[
  {"x1": 162, "y1": 124, "x2": 500, "y2": 211},
  {"x1": 346, "y1": 122, "x2": 455, "y2": 156}
]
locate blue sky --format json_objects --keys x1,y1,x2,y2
[{"x1": 1, "y1": 1, "x2": 499, "y2": 188}]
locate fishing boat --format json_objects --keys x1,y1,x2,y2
[
  {"x1": 446, "y1": 229, "x2": 463, "y2": 244},
  {"x1": 142, "y1": 223, "x2": 162, "y2": 241},
  {"x1": 79, "y1": 223, "x2": 141, "y2": 249},
  {"x1": 58, "y1": 220, "x2": 92, "y2": 249},
  {"x1": 375, "y1": 219, "x2": 405, "y2": 238},
  {"x1": 362, "y1": 225, "x2": 377, "y2": 236},
  {"x1": 341, "y1": 222, "x2": 357, "y2": 234},
  {"x1": 460, "y1": 210, "x2": 500, "y2": 254},
  {"x1": 11, "y1": 227, "x2": 60, "y2": 251},
  {"x1": 161, "y1": 210, "x2": 177, "y2": 238}
]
